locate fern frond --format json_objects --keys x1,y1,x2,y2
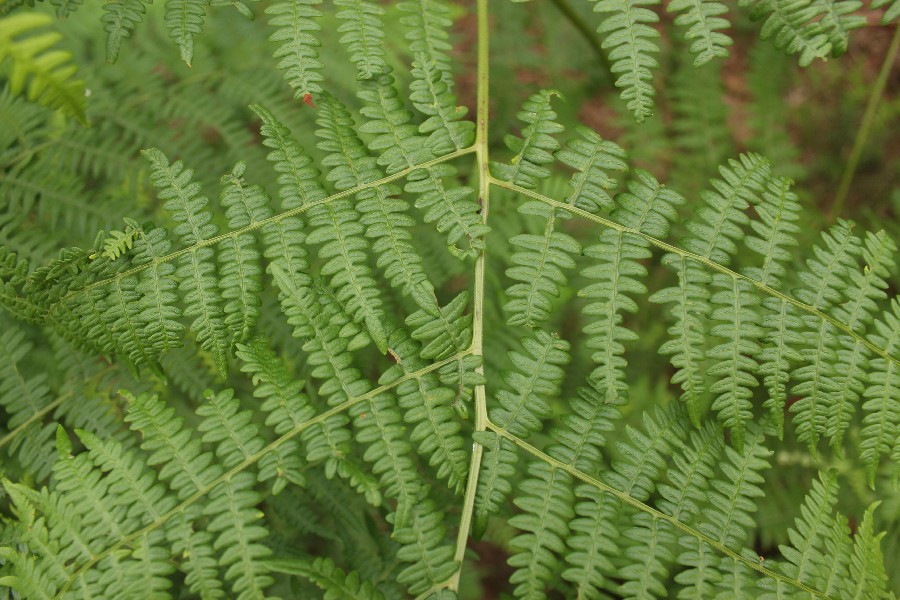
[
  {"x1": 556, "y1": 125, "x2": 629, "y2": 214},
  {"x1": 267, "y1": 556, "x2": 387, "y2": 599},
  {"x1": 506, "y1": 382, "x2": 627, "y2": 599},
  {"x1": 652, "y1": 154, "x2": 771, "y2": 425},
  {"x1": 475, "y1": 330, "x2": 570, "y2": 531},
  {"x1": 197, "y1": 388, "x2": 266, "y2": 468},
  {"x1": 757, "y1": 298, "x2": 805, "y2": 437},
  {"x1": 697, "y1": 424, "x2": 770, "y2": 548},
  {"x1": 131, "y1": 226, "x2": 185, "y2": 355},
  {"x1": 739, "y1": 0, "x2": 834, "y2": 67},
  {"x1": 685, "y1": 153, "x2": 772, "y2": 264},
  {"x1": 279, "y1": 273, "x2": 422, "y2": 526},
  {"x1": 266, "y1": 0, "x2": 324, "y2": 97},
  {"x1": 873, "y1": 0, "x2": 900, "y2": 22},
  {"x1": 668, "y1": 0, "x2": 732, "y2": 65},
  {"x1": 101, "y1": 0, "x2": 152, "y2": 63},
  {"x1": 269, "y1": 264, "x2": 382, "y2": 506},
  {"x1": 124, "y1": 390, "x2": 223, "y2": 499},
  {"x1": 236, "y1": 336, "x2": 312, "y2": 493},
  {"x1": 590, "y1": 0, "x2": 661, "y2": 121},
  {"x1": 771, "y1": 470, "x2": 839, "y2": 592},
  {"x1": 845, "y1": 502, "x2": 888, "y2": 600},
  {"x1": 335, "y1": 0, "x2": 389, "y2": 79},
  {"x1": 393, "y1": 498, "x2": 458, "y2": 595},
  {"x1": 381, "y1": 328, "x2": 469, "y2": 492},
  {"x1": 581, "y1": 169, "x2": 682, "y2": 404},
  {"x1": 860, "y1": 298, "x2": 900, "y2": 485},
  {"x1": 269, "y1": 97, "x2": 387, "y2": 352},
  {"x1": 649, "y1": 255, "x2": 709, "y2": 426},
  {"x1": 791, "y1": 220, "x2": 862, "y2": 451},
  {"x1": 357, "y1": 69, "x2": 484, "y2": 260},
  {"x1": 204, "y1": 472, "x2": 274, "y2": 599},
  {"x1": 0, "y1": 323, "x2": 56, "y2": 480},
  {"x1": 167, "y1": 515, "x2": 226, "y2": 599},
  {"x1": 142, "y1": 148, "x2": 231, "y2": 374},
  {"x1": 504, "y1": 207, "x2": 580, "y2": 327},
  {"x1": 96, "y1": 218, "x2": 142, "y2": 261},
  {"x1": 407, "y1": 161, "x2": 485, "y2": 259},
  {"x1": 508, "y1": 461, "x2": 575, "y2": 599},
  {"x1": 409, "y1": 54, "x2": 474, "y2": 155},
  {"x1": 500, "y1": 92, "x2": 581, "y2": 327},
  {"x1": 164, "y1": 0, "x2": 207, "y2": 66},
  {"x1": 323, "y1": 85, "x2": 439, "y2": 313},
  {"x1": 0, "y1": 11, "x2": 86, "y2": 122},
  {"x1": 707, "y1": 274, "x2": 761, "y2": 452},
  {"x1": 564, "y1": 404, "x2": 685, "y2": 598},
  {"x1": 218, "y1": 162, "x2": 270, "y2": 345},
  {"x1": 249, "y1": 103, "x2": 315, "y2": 297},
  {"x1": 742, "y1": 175, "x2": 802, "y2": 287},
  {"x1": 493, "y1": 90, "x2": 564, "y2": 189},
  {"x1": 822, "y1": 230, "x2": 895, "y2": 453},
  {"x1": 399, "y1": 0, "x2": 453, "y2": 82}
]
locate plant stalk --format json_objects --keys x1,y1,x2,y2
[
  {"x1": 448, "y1": 0, "x2": 491, "y2": 592},
  {"x1": 831, "y1": 24, "x2": 900, "y2": 218},
  {"x1": 549, "y1": 0, "x2": 611, "y2": 74}
]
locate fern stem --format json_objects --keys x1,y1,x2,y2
[
  {"x1": 448, "y1": 0, "x2": 491, "y2": 592},
  {"x1": 490, "y1": 176, "x2": 900, "y2": 369},
  {"x1": 37, "y1": 146, "x2": 477, "y2": 323},
  {"x1": 486, "y1": 421, "x2": 834, "y2": 599},
  {"x1": 54, "y1": 350, "x2": 472, "y2": 598},
  {"x1": 0, "y1": 393, "x2": 68, "y2": 450},
  {"x1": 831, "y1": 23, "x2": 900, "y2": 218},
  {"x1": 548, "y1": 0, "x2": 612, "y2": 74}
]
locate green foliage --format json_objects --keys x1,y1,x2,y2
[
  {"x1": 0, "y1": 11, "x2": 85, "y2": 121},
  {"x1": 0, "y1": 1, "x2": 897, "y2": 599}
]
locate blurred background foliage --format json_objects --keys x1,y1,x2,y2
[{"x1": 0, "y1": 0, "x2": 898, "y2": 597}]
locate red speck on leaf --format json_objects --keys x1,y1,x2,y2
[{"x1": 303, "y1": 93, "x2": 317, "y2": 108}]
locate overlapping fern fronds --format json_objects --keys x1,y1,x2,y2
[{"x1": 0, "y1": 0, "x2": 896, "y2": 599}]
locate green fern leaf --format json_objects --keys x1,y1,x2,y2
[
  {"x1": 269, "y1": 264, "x2": 382, "y2": 506},
  {"x1": 668, "y1": 0, "x2": 732, "y2": 65},
  {"x1": 475, "y1": 331, "x2": 570, "y2": 533},
  {"x1": 381, "y1": 328, "x2": 469, "y2": 492},
  {"x1": 557, "y1": 125, "x2": 629, "y2": 214},
  {"x1": 564, "y1": 405, "x2": 685, "y2": 598},
  {"x1": 236, "y1": 336, "x2": 312, "y2": 493},
  {"x1": 769, "y1": 470, "x2": 839, "y2": 593},
  {"x1": 123, "y1": 390, "x2": 223, "y2": 499},
  {"x1": 266, "y1": 556, "x2": 387, "y2": 599},
  {"x1": 493, "y1": 90, "x2": 564, "y2": 189},
  {"x1": 399, "y1": 0, "x2": 454, "y2": 82},
  {"x1": 335, "y1": 0, "x2": 389, "y2": 79},
  {"x1": 582, "y1": 169, "x2": 682, "y2": 404},
  {"x1": 164, "y1": 0, "x2": 206, "y2": 66},
  {"x1": 266, "y1": 0, "x2": 324, "y2": 97},
  {"x1": 218, "y1": 162, "x2": 270, "y2": 345},
  {"x1": 167, "y1": 515, "x2": 226, "y2": 599},
  {"x1": 707, "y1": 274, "x2": 761, "y2": 452},
  {"x1": 0, "y1": 323, "x2": 56, "y2": 481},
  {"x1": 740, "y1": 0, "x2": 837, "y2": 66},
  {"x1": 142, "y1": 148, "x2": 231, "y2": 374},
  {"x1": 873, "y1": 0, "x2": 900, "y2": 22},
  {"x1": 590, "y1": 0, "x2": 661, "y2": 121},
  {"x1": 101, "y1": 0, "x2": 152, "y2": 62},
  {"x1": 0, "y1": 11, "x2": 86, "y2": 122},
  {"x1": 322, "y1": 86, "x2": 440, "y2": 314},
  {"x1": 860, "y1": 298, "x2": 900, "y2": 485},
  {"x1": 845, "y1": 502, "x2": 888, "y2": 600},
  {"x1": 393, "y1": 498, "x2": 458, "y2": 595},
  {"x1": 409, "y1": 54, "x2": 475, "y2": 155},
  {"x1": 791, "y1": 220, "x2": 862, "y2": 452}
]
